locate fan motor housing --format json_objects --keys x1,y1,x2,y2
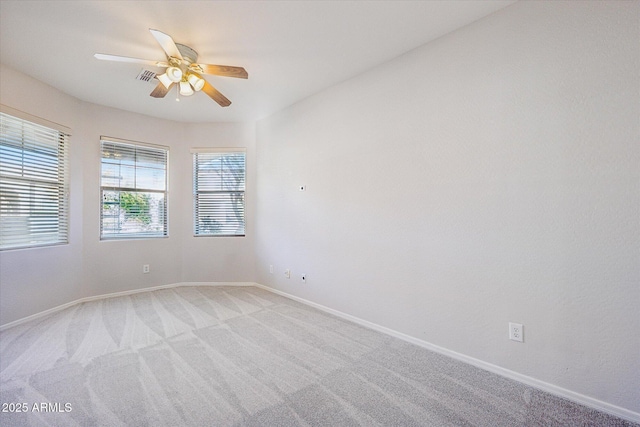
[{"x1": 176, "y1": 43, "x2": 198, "y2": 64}]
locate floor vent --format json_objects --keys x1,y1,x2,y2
[{"x1": 136, "y1": 69, "x2": 157, "y2": 83}]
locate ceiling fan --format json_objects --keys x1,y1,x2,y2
[{"x1": 95, "y1": 29, "x2": 248, "y2": 107}]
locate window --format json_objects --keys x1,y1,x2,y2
[
  {"x1": 100, "y1": 137, "x2": 168, "y2": 239},
  {"x1": 192, "y1": 148, "x2": 245, "y2": 236},
  {"x1": 0, "y1": 108, "x2": 70, "y2": 250}
]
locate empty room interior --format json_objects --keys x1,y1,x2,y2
[{"x1": 0, "y1": 1, "x2": 638, "y2": 426}]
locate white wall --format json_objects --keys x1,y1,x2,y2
[
  {"x1": 255, "y1": 0, "x2": 639, "y2": 415},
  {"x1": 0, "y1": 64, "x2": 256, "y2": 323},
  {"x1": 1, "y1": 0, "x2": 638, "y2": 417},
  {"x1": 0, "y1": 65, "x2": 85, "y2": 324},
  {"x1": 181, "y1": 123, "x2": 256, "y2": 283}
]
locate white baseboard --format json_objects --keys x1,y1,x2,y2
[
  {"x1": 252, "y1": 283, "x2": 640, "y2": 424},
  {"x1": 0, "y1": 281, "x2": 254, "y2": 332},
  {"x1": 2, "y1": 281, "x2": 638, "y2": 423}
]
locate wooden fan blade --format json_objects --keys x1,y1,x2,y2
[
  {"x1": 150, "y1": 81, "x2": 173, "y2": 98},
  {"x1": 94, "y1": 53, "x2": 169, "y2": 68},
  {"x1": 149, "y1": 29, "x2": 183, "y2": 60},
  {"x1": 193, "y1": 64, "x2": 248, "y2": 79},
  {"x1": 202, "y1": 81, "x2": 231, "y2": 107}
]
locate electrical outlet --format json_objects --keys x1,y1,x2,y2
[
  {"x1": 509, "y1": 322, "x2": 523, "y2": 342},
  {"x1": 143, "y1": 264, "x2": 150, "y2": 274},
  {"x1": 284, "y1": 269, "x2": 291, "y2": 279}
]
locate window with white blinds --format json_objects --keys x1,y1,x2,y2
[
  {"x1": 100, "y1": 138, "x2": 168, "y2": 240},
  {"x1": 0, "y1": 110, "x2": 70, "y2": 250},
  {"x1": 192, "y1": 148, "x2": 245, "y2": 236}
]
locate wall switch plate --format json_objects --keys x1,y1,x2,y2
[
  {"x1": 301, "y1": 274, "x2": 306, "y2": 283},
  {"x1": 269, "y1": 265, "x2": 274, "y2": 274},
  {"x1": 509, "y1": 322, "x2": 523, "y2": 342},
  {"x1": 284, "y1": 269, "x2": 291, "y2": 279},
  {"x1": 143, "y1": 264, "x2": 150, "y2": 274}
]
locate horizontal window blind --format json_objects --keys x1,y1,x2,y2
[
  {"x1": 193, "y1": 149, "x2": 245, "y2": 236},
  {"x1": 0, "y1": 111, "x2": 70, "y2": 250},
  {"x1": 100, "y1": 138, "x2": 168, "y2": 239}
]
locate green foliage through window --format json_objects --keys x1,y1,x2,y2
[{"x1": 103, "y1": 192, "x2": 151, "y2": 225}]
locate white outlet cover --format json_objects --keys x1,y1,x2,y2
[{"x1": 509, "y1": 322, "x2": 524, "y2": 342}]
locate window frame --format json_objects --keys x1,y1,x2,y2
[
  {"x1": 0, "y1": 105, "x2": 71, "y2": 251},
  {"x1": 192, "y1": 147, "x2": 246, "y2": 237},
  {"x1": 100, "y1": 137, "x2": 169, "y2": 241}
]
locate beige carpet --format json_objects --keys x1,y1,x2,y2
[{"x1": 0, "y1": 286, "x2": 636, "y2": 426}]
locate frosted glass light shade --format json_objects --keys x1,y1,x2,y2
[
  {"x1": 187, "y1": 74, "x2": 205, "y2": 92},
  {"x1": 157, "y1": 73, "x2": 173, "y2": 89},
  {"x1": 179, "y1": 81, "x2": 194, "y2": 96},
  {"x1": 166, "y1": 66, "x2": 183, "y2": 82}
]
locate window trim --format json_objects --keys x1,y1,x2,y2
[
  {"x1": 1, "y1": 104, "x2": 72, "y2": 135},
  {"x1": 191, "y1": 147, "x2": 246, "y2": 237},
  {"x1": 100, "y1": 136, "x2": 169, "y2": 241}
]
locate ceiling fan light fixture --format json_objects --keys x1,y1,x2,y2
[
  {"x1": 157, "y1": 73, "x2": 173, "y2": 89},
  {"x1": 179, "y1": 81, "x2": 194, "y2": 96},
  {"x1": 166, "y1": 66, "x2": 183, "y2": 82},
  {"x1": 187, "y1": 73, "x2": 205, "y2": 92},
  {"x1": 95, "y1": 29, "x2": 246, "y2": 107}
]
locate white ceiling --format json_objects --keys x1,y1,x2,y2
[{"x1": 0, "y1": 1, "x2": 515, "y2": 123}]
